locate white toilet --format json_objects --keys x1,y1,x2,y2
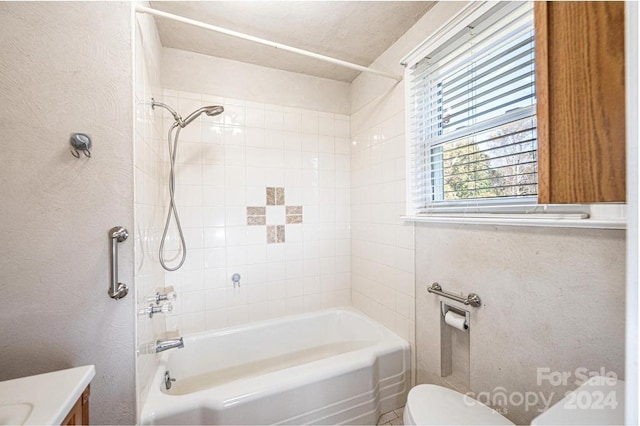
[{"x1": 403, "y1": 384, "x2": 515, "y2": 425}]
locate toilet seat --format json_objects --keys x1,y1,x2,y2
[{"x1": 404, "y1": 384, "x2": 515, "y2": 425}]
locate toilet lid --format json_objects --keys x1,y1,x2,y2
[{"x1": 406, "y1": 385, "x2": 515, "y2": 425}]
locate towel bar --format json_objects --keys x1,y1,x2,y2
[
  {"x1": 427, "y1": 282, "x2": 481, "y2": 307},
  {"x1": 108, "y1": 226, "x2": 129, "y2": 300}
]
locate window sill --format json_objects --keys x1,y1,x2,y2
[{"x1": 401, "y1": 213, "x2": 626, "y2": 229}]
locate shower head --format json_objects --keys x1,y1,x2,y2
[
  {"x1": 204, "y1": 106, "x2": 224, "y2": 117},
  {"x1": 182, "y1": 105, "x2": 224, "y2": 127}
]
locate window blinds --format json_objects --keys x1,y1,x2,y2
[{"x1": 408, "y1": 1, "x2": 537, "y2": 213}]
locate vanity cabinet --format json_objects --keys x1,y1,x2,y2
[
  {"x1": 62, "y1": 385, "x2": 90, "y2": 425},
  {"x1": 535, "y1": 1, "x2": 626, "y2": 203}
]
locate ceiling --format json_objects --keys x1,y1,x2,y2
[{"x1": 149, "y1": 1, "x2": 435, "y2": 82}]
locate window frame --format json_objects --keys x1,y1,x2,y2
[
  {"x1": 400, "y1": 1, "x2": 625, "y2": 229},
  {"x1": 404, "y1": 1, "x2": 540, "y2": 215}
]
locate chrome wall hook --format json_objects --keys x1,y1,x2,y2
[
  {"x1": 70, "y1": 133, "x2": 92, "y2": 158},
  {"x1": 232, "y1": 273, "x2": 241, "y2": 288}
]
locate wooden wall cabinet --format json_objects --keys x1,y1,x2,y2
[
  {"x1": 535, "y1": 1, "x2": 626, "y2": 204},
  {"x1": 62, "y1": 385, "x2": 90, "y2": 425}
]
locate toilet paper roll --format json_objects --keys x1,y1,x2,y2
[{"x1": 444, "y1": 311, "x2": 468, "y2": 331}]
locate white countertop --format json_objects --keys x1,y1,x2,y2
[{"x1": 0, "y1": 365, "x2": 95, "y2": 425}]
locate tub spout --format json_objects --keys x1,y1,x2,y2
[{"x1": 155, "y1": 337, "x2": 184, "y2": 353}]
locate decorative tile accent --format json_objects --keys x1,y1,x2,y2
[
  {"x1": 286, "y1": 215, "x2": 303, "y2": 224},
  {"x1": 247, "y1": 206, "x2": 266, "y2": 216},
  {"x1": 267, "y1": 225, "x2": 277, "y2": 244},
  {"x1": 267, "y1": 225, "x2": 286, "y2": 244},
  {"x1": 258, "y1": 188, "x2": 301, "y2": 242},
  {"x1": 275, "y1": 187, "x2": 285, "y2": 205},
  {"x1": 286, "y1": 205, "x2": 303, "y2": 224},
  {"x1": 247, "y1": 216, "x2": 266, "y2": 225},
  {"x1": 266, "y1": 187, "x2": 285, "y2": 206},
  {"x1": 246, "y1": 206, "x2": 266, "y2": 226},
  {"x1": 266, "y1": 187, "x2": 276, "y2": 206}
]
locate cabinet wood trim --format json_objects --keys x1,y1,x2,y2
[
  {"x1": 62, "y1": 385, "x2": 90, "y2": 426},
  {"x1": 535, "y1": 2, "x2": 551, "y2": 204},
  {"x1": 81, "y1": 385, "x2": 90, "y2": 426},
  {"x1": 536, "y1": 1, "x2": 626, "y2": 203}
]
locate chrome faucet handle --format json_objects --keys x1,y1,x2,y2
[
  {"x1": 138, "y1": 302, "x2": 173, "y2": 318},
  {"x1": 148, "y1": 286, "x2": 177, "y2": 305},
  {"x1": 164, "y1": 371, "x2": 176, "y2": 390}
]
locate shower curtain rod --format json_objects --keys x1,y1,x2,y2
[{"x1": 135, "y1": 5, "x2": 403, "y2": 82}]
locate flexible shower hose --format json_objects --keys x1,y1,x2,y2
[{"x1": 159, "y1": 123, "x2": 187, "y2": 271}]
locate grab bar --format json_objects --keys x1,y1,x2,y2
[
  {"x1": 108, "y1": 226, "x2": 129, "y2": 300},
  {"x1": 427, "y1": 282, "x2": 481, "y2": 307}
]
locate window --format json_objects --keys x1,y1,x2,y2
[{"x1": 406, "y1": 2, "x2": 537, "y2": 214}]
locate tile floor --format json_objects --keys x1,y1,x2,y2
[{"x1": 377, "y1": 406, "x2": 404, "y2": 425}]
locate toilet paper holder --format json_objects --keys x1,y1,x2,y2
[
  {"x1": 441, "y1": 302, "x2": 470, "y2": 330},
  {"x1": 427, "y1": 282, "x2": 482, "y2": 307}
]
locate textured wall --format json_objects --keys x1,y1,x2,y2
[
  {"x1": 0, "y1": 2, "x2": 135, "y2": 424},
  {"x1": 162, "y1": 48, "x2": 351, "y2": 115},
  {"x1": 415, "y1": 224, "x2": 625, "y2": 424}
]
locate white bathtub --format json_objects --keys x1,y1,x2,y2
[{"x1": 140, "y1": 308, "x2": 410, "y2": 425}]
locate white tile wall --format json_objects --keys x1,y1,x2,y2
[
  {"x1": 158, "y1": 89, "x2": 352, "y2": 334},
  {"x1": 350, "y1": 90, "x2": 415, "y2": 348},
  {"x1": 347, "y1": 2, "x2": 470, "y2": 387}
]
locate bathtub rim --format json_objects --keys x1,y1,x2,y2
[
  {"x1": 140, "y1": 306, "x2": 411, "y2": 424},
  {"x1": 163, "y1": 306, "x2": 397, "y2": 343}
]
